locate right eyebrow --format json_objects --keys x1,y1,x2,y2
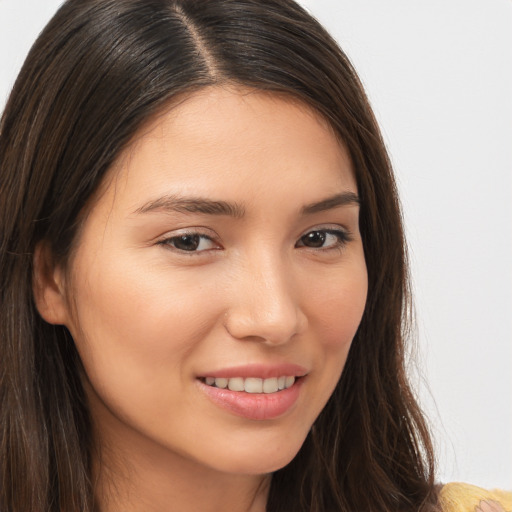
[{"x1": 133, "y1": 194, "x2": 246, "y2": 219}]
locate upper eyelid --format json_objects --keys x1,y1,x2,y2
[
  {"x1": 298, "y1": 224, "x2": 351, "y2": 237},
  {"x1": 158, "y1": 225, "x2": 348, "y2": 236},
  {"x1": 296, "y1": 228, "x2": 351, "y2": 242},
  {"x1": 157, "y1": 225, "x2": 350, "y2": 239},
  {"x1": 156, "y1": 227, "x2": 218, "y2": 241}
]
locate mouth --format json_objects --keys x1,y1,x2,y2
[
  {"x1": 197, "y1": 374, "x2": 305, "y2": 420},
  {"x1": 199, "y1": 375, "x2": 298, "y2": 394},
  {"x1": 196, "y1": 364, "x2": 308, "y2": 420}
]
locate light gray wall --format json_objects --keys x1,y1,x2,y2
[{"x1": 1, "y1": 0, "x2": 510, "y2": 489}]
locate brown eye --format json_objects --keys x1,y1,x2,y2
[
  {"x1": 159, "y1": 233, "x2": 218, "y2": 253},
  {"x1": 172, "y1": 234, "x2": 201, "y2": 251},
  {"x1": 296, "y1": 229, "x2": 350, "y2": 250},
  {"x1": 300, "y1": 231, "x2": 327, "y2": 248}
]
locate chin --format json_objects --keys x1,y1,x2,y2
[{"x1": 205, "y1": 431, "x2": 308, "y2": 476}]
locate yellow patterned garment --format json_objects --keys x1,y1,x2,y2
[{"x1": 439, "y1": 483, "x2": 512, "y2": 512}]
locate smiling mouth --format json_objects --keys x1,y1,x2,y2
[{"x1": 200, "y1": 376, "x2": 298, "y2": 394}]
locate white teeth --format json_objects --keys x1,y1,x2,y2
[
  {"x1": 244, "y1": 378, "x2": 263, "y2": 393},
  {"x1": 214, "y1": 377, "x2": 228, "y2": 389},
  {"x1": 263, "y1": 377, "x2": 279, "y2": 394},
  {"x1": 205, "y1": 375, "x2": 297, "y2": 393},
  {"x1": 228, "y1": 377, "x2": 244, "y2": 391}
]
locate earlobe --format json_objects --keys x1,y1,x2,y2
[{"x1": 32, "y1": 242, "x2": 70, "y2": 326}]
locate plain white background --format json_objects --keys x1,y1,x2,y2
[{"x1": 1, "y1": 0, "x2": 510, "y2": 489}]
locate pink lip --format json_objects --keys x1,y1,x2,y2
[
  {"x1": 199, "y1": 363, "x2": 308, "y2": 379},
  {"x1": 197, "y1": 376, "x2": 305, "y2": 421}
]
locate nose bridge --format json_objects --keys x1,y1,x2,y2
[{"x1": 224, "y1": 246, "x2": 306, "y2": 344}]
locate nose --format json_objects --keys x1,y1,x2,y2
[{"x1": 223, "y1": 251, "x2": 308, "y2": 345}]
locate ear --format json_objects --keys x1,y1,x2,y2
[{"x1": 32, "y1": 242, "x2": 70, "y2": 325}]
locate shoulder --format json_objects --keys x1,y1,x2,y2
[{"x1": 438, "y1": 482, "x2": 512, "y2": 512}]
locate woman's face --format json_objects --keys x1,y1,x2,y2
[{"x1": 57, "y1": 87, "x2": 367, "y2": 475}]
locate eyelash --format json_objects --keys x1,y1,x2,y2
[
  {"x1": 295, "y1": 229, "x2": 352, "y2": 251},
  {"x1": 157, "y1": 228, "x2": 352, "y2": 255},
  {"x1": 157, "y1": 231, "x2": 221, "y2": 253}
]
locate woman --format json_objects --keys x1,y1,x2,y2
[{"x1": 0, "y1": 1, "x2": 509, "y2": 511}]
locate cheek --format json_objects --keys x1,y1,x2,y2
[
  {"x1": 297, "y1": 257, "x2": 367, "y2": 412},
  {"x1": 67, "y1": 255, "x2": 221, "y2": 391},
  {"x1": 309, "y1": 260, "x2": 368, "y2": 351}
]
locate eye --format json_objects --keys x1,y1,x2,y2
[
  {"x1": 158, "y1": 233, "x2": 219, "y2": 253},
  {"x1": 296, "y1": 229, "x2": 350, "y2": 250}
]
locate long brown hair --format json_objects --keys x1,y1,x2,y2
[{"x1": 0, "y1": 1, "x2": 436, "y2": 510}]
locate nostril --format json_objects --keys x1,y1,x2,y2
[{"x1": 223, "y1": 308, "x2": 307, "y2": 345}]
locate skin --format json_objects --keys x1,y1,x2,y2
[{"x1": 34, "y1": 86, "x2": 368, "y2": 512}]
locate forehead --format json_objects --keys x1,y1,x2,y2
[{"x1": 100, "y1": 86, "x2": 356, "y2": 214}]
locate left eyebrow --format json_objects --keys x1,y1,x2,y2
[{"x1": 301, "y1": 192, "x2": 360, "y2": 215}]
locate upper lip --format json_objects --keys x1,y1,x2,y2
[{"x1": 198, "y1": 363, "x2": 308, "y2": 379}]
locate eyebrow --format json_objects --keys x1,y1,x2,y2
[
  {"x1": 133, "y1": 194, "x2": 246, "y2": 218},
  {"x1": 133, "y1": 191, "x2": 360, "y2": 218},
  {"x1": 301, "y1": 191, "x2": 360, "y2": 215}
]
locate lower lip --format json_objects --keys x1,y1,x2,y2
[{"x1": 198, "y1": 378, "x2": 304, "y2": 421}]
